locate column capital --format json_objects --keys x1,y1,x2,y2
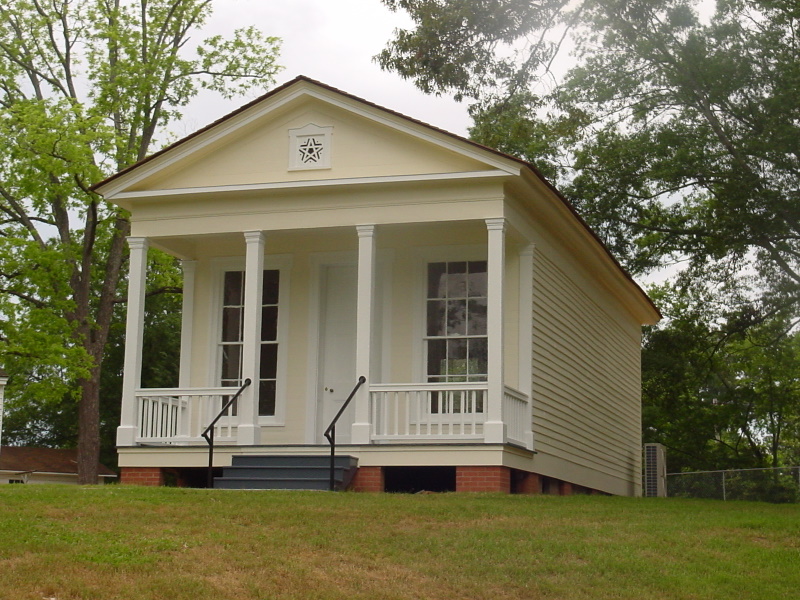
[
  {"x1": 356, "y1": 224, "x2": 376, "y2": 238},
  {"x1": 485, "y1": 217, "x2": 507, "y2": 232},
  {"x1": 520, "y1": 242, "x2": 536, "y2": 257},
  {"x1": 127, "y1": 236, "x2": 149, "y2": 251},
  {"x1": 243, "y1": 230, "x2": 265, "y2": 244}
]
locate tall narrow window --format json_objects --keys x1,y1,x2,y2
[
  {"x1": 219, "y1": 269, "x2": 280, "y2": 416},
  {"x1": 425, "y1": 261, "x2": 488, "y2": 383}
]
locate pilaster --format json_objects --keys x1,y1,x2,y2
[
  {"x1": 519, "y1": 243, "x2": 535, "y2": 450},
  {"x1": 179, "y1": 260, "x2": 196, "y2": 389}
]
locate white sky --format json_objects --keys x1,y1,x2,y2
[{"x1": 179, "y1": 0, "x2": 473, "y2": 138}]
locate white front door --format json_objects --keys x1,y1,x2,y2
[{"x1": 317, "y1": 264, "x2": 358, "y2": 444}]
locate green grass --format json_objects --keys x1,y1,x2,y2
[{"x1": 0, "y1": 486, "x2": 798, "y2": 600}]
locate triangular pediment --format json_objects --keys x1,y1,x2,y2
[{"x1": 95, "y1": 78, "x2": 520, "y2": 199}]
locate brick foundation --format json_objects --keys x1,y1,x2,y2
[
  {"x1": 456, "y1": 466, "x2": 511, "y2": 493},
  {"x1": 351, "y1": 466, "x2": 384, "y2": 492},
  {"x1": 558, "y1": 481, "x2": 574, "y2": 496},
  {"x1": 515, "y1": 471, "x2": 542, "y2": 494},
  {"x1": 120, "y1": 467, "x2": 165, "y2": 486}
]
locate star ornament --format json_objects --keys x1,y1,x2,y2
[{"x1": 298, "y1": 137, "x2": 324, "y2": 163}]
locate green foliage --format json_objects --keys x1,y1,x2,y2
[
  {"x1": 0, "y1": 0, "x2": 281, "y2": 481},
  {"x1": 643, "y1": 282, "x2": 800, "y2": 471}
]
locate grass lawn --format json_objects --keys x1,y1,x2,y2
[{"x1": 0, "y1": 486, "x2": 797, "y2": 600}]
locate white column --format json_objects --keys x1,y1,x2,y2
[
  {"x1": 484, "y1": 218, "x2": 507, "y2": 444},
  {"x1": 178, "y1": 260, "x2": 196, "y2": 389},
  {"x1": 117, "y1": 237, "x2": 149, "y2": 446},
  {"x1": 351, "y1": 224, "x2": 376, "y2": 444},
  {"x1": 237, "y1": 231, "x2": 264, "y2": 445},
  {"x1": 519, "y1": 243, "x2": 535, "y2": 450}
]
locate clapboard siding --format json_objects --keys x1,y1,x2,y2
[{"x1": 532, "y1": 250, "x2": 642, "y2": 494}]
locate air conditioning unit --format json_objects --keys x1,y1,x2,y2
[{"x1": 643, "y1": 443, "x2": 667, "y2": 497}]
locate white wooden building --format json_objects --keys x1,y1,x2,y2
[{"x1": 93, "y1": 77, "x2": 660, "y2": 494}]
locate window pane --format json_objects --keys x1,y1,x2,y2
[
  {"x1": 259, "y1": 380, "x2": 276, "y2": 416},
  {"x1": 221, "y1": 307, "x2": 242, "y2": 342},
  {"x1": 224, "y1": 271, "x2": 243, "y2": 306},
  {"x1": 221, "y1": 345, "x2": 241, "y2": 380},
  {"x1": 447, "y1": 262, "x2": 467, "y2": 297},
  {"x1": 427, "y1": 300, "x2": 446, "y2": 336},
  {"x1": 261, "y1": 306, "x2": 278, "y2": 341},
  {"x1": 467, "y1": 298, "x2": 487, "y2": 335},
  {"x1": 467, "y1": 338, "x2": 488, "y2": 379},
  {"x1": 427, "y1": 339, "x2": 446, "y2": 376},
  {"x1": 467, "y1": 261, "x2": 487, "y2": 297},
  {"x1": 259, "y1": 343, "x2": 278, "y2": 379},
  {"x1": 263, "y1": 270, "x2": 280, "y2": 305},
  {"x1": 447, "y1": 299, "x2": 467, "y2": 336},
  {"x1": 427, "y1": 263, "x2": 447, "y2": 298},
  {"x1": 446, "y1": 339, "x2": 468, "y2": 380}
]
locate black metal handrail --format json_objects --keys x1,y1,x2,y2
[
  {"x1": 323, "y1": 375, "x2": 366, "y2": 491},
  {"x1": 202, "y1": 378, "x2": 252, "y2": 488}
]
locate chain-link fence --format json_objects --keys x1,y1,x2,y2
[{"x1": 667, "y1": 466, "x2": 800, "y2": 503}]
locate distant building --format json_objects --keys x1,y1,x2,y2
[
  {"x1": 0, "y1": 446, "x2": 117, "y2": 485},
  {"x1": 0, "y1": 371, "x2": 116, "y2": 485}
]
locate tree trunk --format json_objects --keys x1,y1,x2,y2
[{"x1": 77, "y1": 365, "x2": 101, "y2": 484}]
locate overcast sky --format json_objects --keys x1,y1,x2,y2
[{"x1": 181, "y1": 0, "x2": 473, "y2": 138}]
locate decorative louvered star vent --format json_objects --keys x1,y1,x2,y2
[{"x1": 289, "y1": 124, "x2": 332, "y2": 170}]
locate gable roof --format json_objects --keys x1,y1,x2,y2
[
  {"x1": 92, "y1": 75, "x2": 660, "y2": 321},
  {"x1": 0, "y1": 446, "x2": 116, "y2": 477}
]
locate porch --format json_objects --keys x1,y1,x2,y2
[{"x1": 117, "y1": 218, "x2": 536, "y2": 454}]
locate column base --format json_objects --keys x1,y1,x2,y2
[
  {"x1": 116, "y1": 425, "x2": 138, "y2": 446},
  {"x1": 350, "y1": 422, "x2": 371, "y2": 445},
  {"x1": 483, "y1": 421, "x2": 507, "y2": 444},
  {"x1": 236, "y1": 424, "x2": 261, "y2": 446}
]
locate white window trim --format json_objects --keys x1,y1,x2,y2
[
  {"x1": 209, "y1": 254, "x2": 292, "y2": 426},
  {"x1": 411, "y1": 245, "x2": 486, "y2": 384}
]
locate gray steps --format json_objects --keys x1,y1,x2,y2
[{"x1": 214, "y1": 454, "x2": 358, "y2": 490}]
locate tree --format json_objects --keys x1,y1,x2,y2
[
  {"x1": 643, "y1": 282, "x2": 800, "y2": 472},
  {"x1": 379, "y1": 0, "x2": 800, "y2": 307},
  {"x1": 0, "y1": 0, "x2": 281, "y2": 482}
]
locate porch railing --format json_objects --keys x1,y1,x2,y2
[
  {"x1": 370, "y1": 383, "x2": 488, "y2": 441},
  {"x1": 370, "y1": 383, "x2": 531, "y2": 444},
  {"x1": 135, "y1": 388, "x2": 242, "y2": 444},
  {"x1": 503, "y1": 386, "x2": 530, "y2": 447},
  {"x1": 134, "y1": 383, "x2": 532, "y2": 447}
]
